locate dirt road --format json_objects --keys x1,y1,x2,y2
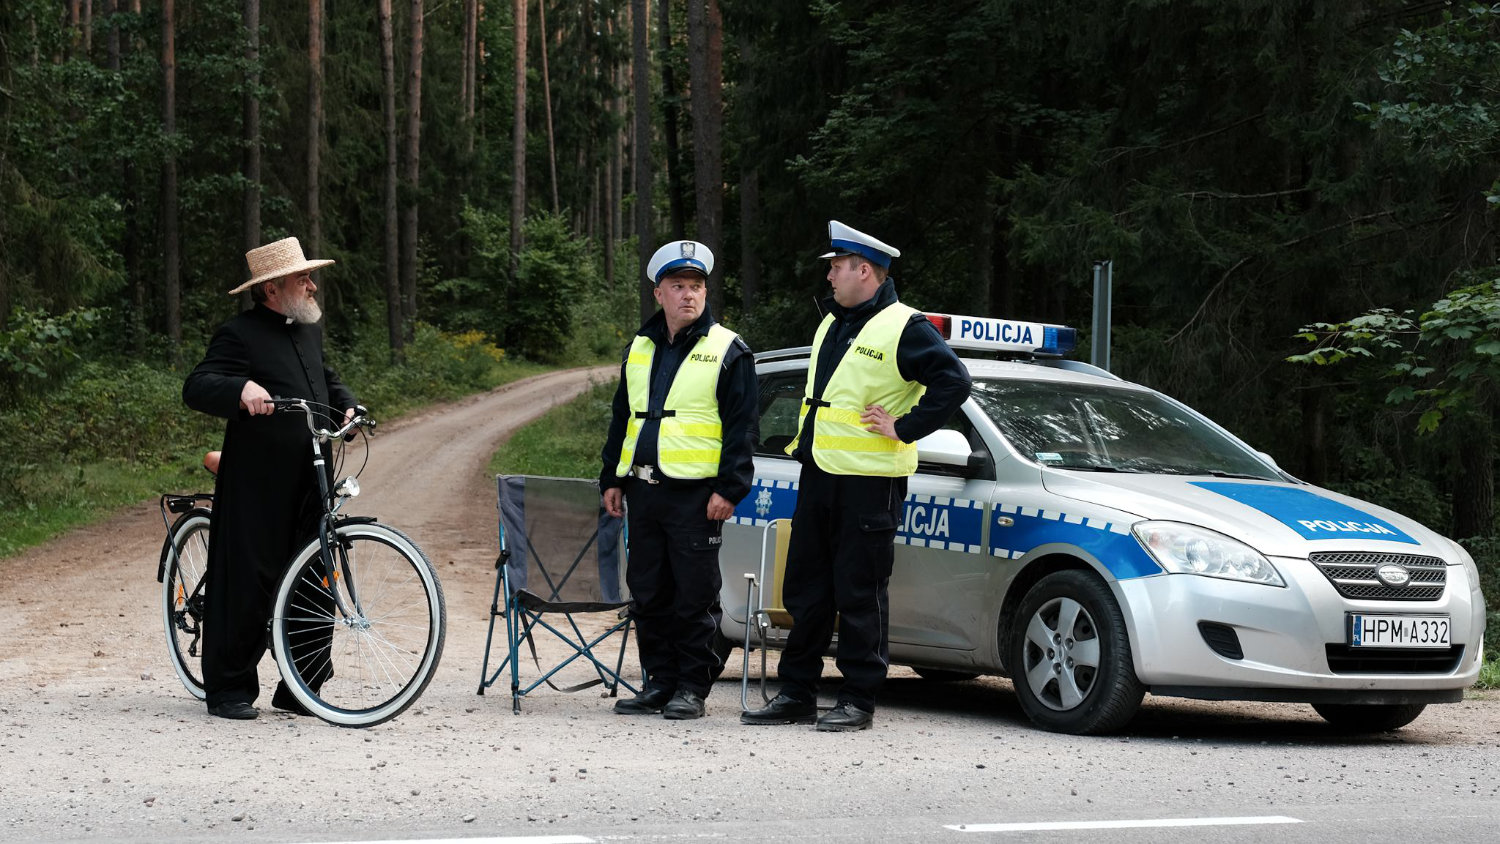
[{"x1": 2, "y1": 365, "x2": 1498, "y2": 844}]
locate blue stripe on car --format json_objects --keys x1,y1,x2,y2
[
  {"x1": 1190, "y1": 481, "x2": 1419, "y2": 545},
  {"x1": 990, "y1": 504, "x2": 1160, "y2": 579},
  {"x1": 729, "y1": 480, "x2": 986, "y2": 554}
]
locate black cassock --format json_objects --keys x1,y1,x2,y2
[{"x1": 183, "y1": 303, "x2": 357, "y2": 709}]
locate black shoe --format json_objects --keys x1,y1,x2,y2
[
  {"x1": 207, "y1": 701, "x2": 258, "y2": 720},
  {"x1": 815, "y1": 701, "x2": 873, "y2": 732},
  {"x1": 271, "y1": 683, "x2": 314, "y2": 716},
  {"x1": 663, "y1": 690, "x2": 707, "y2": 720},
  {"x1": 613, "y1": 687, "x2": 674, "y2": 715},
  {"x1": 740, "y1": 692, "x2": 816, "y2": 725}
]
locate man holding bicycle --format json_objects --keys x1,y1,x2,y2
[
  {"x1": 183, "y1": 237, "x2": 357, "y2": 721},
  {"x1": 600, "y1": 240, "x2": 757, "y2": 720}
]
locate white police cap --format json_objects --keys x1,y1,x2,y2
[
  {"x1": 819, "y1": 220, "x2": 900, "y2": 269},
  {"x1": 646, "y1": 240, "x2": 714, "y2": 284}
]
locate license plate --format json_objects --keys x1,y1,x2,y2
[{"x1": 1348, "y1": 614, "x2": 1450, "y2": 648}]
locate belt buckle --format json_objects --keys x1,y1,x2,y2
[{"x1": 636, "y1": 465, "x2": 659, "y2": 485}]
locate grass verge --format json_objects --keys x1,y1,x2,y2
[{"x1": 489, "y1": 378, "x2": 618, "y2": 479}]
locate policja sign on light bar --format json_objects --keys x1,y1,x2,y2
[{"x1": 924, "y1": 313, "x2": 1078, "y2": 356}]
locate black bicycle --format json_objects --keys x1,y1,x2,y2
[{"x1": 157, "y1": 399, "x2": 446, "y2": 727}]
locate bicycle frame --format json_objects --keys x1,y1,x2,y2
[{"x1": 271, "y1": 398, "x2": 377, "y2": 627}]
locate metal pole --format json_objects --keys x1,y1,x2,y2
[{"x1": 1091, "y1": 260, "x2": 1113, "y2": 371}]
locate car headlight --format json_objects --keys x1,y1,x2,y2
[
  {"x1": 1443, "y1": 537, "x2": 1482, "y2": 593},
  {"x1": 1132, "y1": 521, "x2": 1285, "y2": 587}
]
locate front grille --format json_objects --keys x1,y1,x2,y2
[
  {"x1": 1308, "y1": 551, "x2": 1446, "y2": 601},
  {"x1": 1325, "y1": 644, "x2": 1464, "y2": 674}
]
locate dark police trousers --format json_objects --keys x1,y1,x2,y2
[
  {"x1": 776, "y1": 462, "x2": 907, "y2": 712},
  {"x1": 623, "y1": 477, "x2": 724, "y2": 697}
]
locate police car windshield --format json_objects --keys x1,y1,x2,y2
[{"x1": 970, "y1": 379, "x2": 1280, "y2": 480}]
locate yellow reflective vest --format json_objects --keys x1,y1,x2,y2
[
  {"x1": 615, "y1": 323, "x2": 739, "y2": 479},
  {"x1": 788, "y1": 302, "x2": 926, "y2": 477}
]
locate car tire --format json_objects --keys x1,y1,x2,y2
[
  {"x1": 1009, "y1": 569, "x2": 1143, "y2": 735},
  {"x1": 913, "y1": 667, "x2": 980, "y2": 682},
  {"x1": 1311, "y1": 702, "x2": 1426, "y2": 733}
]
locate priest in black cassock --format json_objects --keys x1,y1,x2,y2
[{"x1": 183, "y1": 237, "x2": 357, "y2": 721}]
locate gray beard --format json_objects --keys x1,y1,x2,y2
[{"x1": 284, "y1": 295, "x2": 323, "y2": 325}]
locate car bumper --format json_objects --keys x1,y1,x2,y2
[{"x1": 1117, "y1": 558, "x2": 1485, "y2": 696}]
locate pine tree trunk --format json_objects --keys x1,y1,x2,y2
[
  {"x1": 687, "y1": 0, "x2": 724, "y2": 318},
  {"x1": 632, "y1": 0, "x2": 653, "y2": 323},
  {"x1": 1452, "y1": 409, "x2": 1495, "y2": 540},
  {"x1": 307, "y1": 0, "x2": 324, "y2": 300},
  {"x1": 658, "y1": 0, "x2": 685, "y2": 240},
  {"x1": 242, "y1": 0, "x2": 262, "y2": 311},
  {"x1": 161, "y1": 0, "x2": 181, "y2": 364},
  {"x1": 509, "y1": 0, "x2": 527, "y2": 272},
  {"x1": 105, "y1": 0, "x2": 142, "y2": 350},
  {"x1": 400, "y1": 0, "x2": 425, "y2": 342},
  {"x1": 740, "y1": 164, "x2": 760, "y2": 315},
  {"x1": 538, "y1": 0, "x2": 559, "y2": 214},
  {"x1": 378, "y1": 0, "x2": 403, "y2": 356}
]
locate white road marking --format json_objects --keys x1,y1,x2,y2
[
  {"x1": 300, "y1": 837, "x2": 594, "y2": 844},
  {"x1": 946, "y1": 815, "x2": 1302, "y2": 832}
]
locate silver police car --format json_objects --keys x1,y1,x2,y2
[{"x1": 719, "y1": 314, "x2": 1487, "y2": 734}]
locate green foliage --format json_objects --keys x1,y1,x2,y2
[
  {"x1": 489, "y1": 378, "x2": 619, "y2": 479},
  {"x1": 0, "y1": 307, "x2": 105, "y2": 399},
  {"x1": 1291, "y1": 276, "x2": 1500, "y2": 433},
  {"x1": 337, "y1": 321, "x2": 542, "y2": 420},
  {"x1": 1358, "y1": 3, "x2": 1500, "y2": 201}
]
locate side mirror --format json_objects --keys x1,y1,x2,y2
[
  {"x1": 916, "y1": 429, "x2": 980, "y2": 477},
  {"x1": 1256, "y1": 450, "x2": 1280, "y2": 469}
]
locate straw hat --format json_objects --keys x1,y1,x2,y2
[{"x1": 229, "y1": 237, "x2": 335, "y2": 295}]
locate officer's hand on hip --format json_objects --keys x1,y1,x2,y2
[
  {"x1": 861, "y1": 404, "x2": 900, "y2": 440},
  {"x1": 603, "y1": 486, "x2": 625, "y2": 518},
  {"x1": 239, "y1": 380, "x2": 274, "y2": 416},
  {"x1": 706, "y1": 492, "x2": 733, "y2": 522}
]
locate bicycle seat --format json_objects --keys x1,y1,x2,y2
[{"x1": 203, "y1": 451, "x2": 221, "y2": 475}]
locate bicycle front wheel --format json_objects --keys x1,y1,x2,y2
[
  {"x1": 162, "y1": 509, "x2": 212, "y2": 700},
  {"x1": 270, "y1": 522, "x2": 446, "y2": 727}
]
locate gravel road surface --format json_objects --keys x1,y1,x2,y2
[{"x1": 1, "y1": 366, "x2": 1497, "y2": 844}]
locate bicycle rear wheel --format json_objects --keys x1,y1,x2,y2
[
  {"x1": 270, "y1": 522, "x2": 446, "y2": 727},
  {"x1": 162, "y1": 509, "x2": 211, "y2": 700}
]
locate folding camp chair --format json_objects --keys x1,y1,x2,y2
[
  {"x1": 739, "y1": 517, "x2": 840, "y2": 713},
  {"x1": 479, "y1": 475, "x2": 638, "y2": 712},
  {"x1": 740, "y1": 518, "x2": 794, "y2": 710}
]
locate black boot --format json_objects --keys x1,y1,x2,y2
[
  {"x1": 740, "y1": 692, "x2": 816, "y2": 725},
  {"x1": 613, "y1": 686, "x2": 674, "y2": 715}
]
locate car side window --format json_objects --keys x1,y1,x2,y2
[{"x1": 755, "y1": 372, "x2": 804, "y2": 457}]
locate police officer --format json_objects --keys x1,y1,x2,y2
[
  {"x1": 600, "y1": 240, "x2": 757, "y2": 720},
  {"x1": 741, "y1": 221, "x2": 971, "y2": 731}
]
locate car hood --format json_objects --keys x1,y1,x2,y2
[{"x1": 1040, "y1": 471, "x2": 1453, "y2": 559}]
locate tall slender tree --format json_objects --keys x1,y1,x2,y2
[
  {"x1": 307, "y1": 0, "x2": 325, "y2": 295},
  {"x1": 538, "y1": 0, "x2": 559, "y2": 214},
  {"x1": 242, "y1": 0, "x2": 262, "y2": 303},
  {"x1": 632, "y1": 0, "x2": 653, "y2": 321},
  {"x1": 509, "y1": 0, "x2": 527, "y2": 270},
  {"x1": 161, "y1": 0, "x2": 181, "y2": 363},
  {"x1": 378, "y1": 0, "x2": 402, "y2": 355},
  {"x1": 400, "y1": 0, "x2": 425, "y2": 341},
  {"x1": 657, "y1": 0, "x2": 685, "y2": 239},
  {"x1": 686, "y1": 0, "x2": 724, "y2": 317}
]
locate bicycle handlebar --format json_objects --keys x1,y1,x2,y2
[{"x1": 269, "y1": 397, "x2": 376, "y2": 441}]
